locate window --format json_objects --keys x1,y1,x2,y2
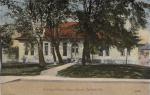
[
  {"x1": 120, "y1": 48, "x2": 130, "y2": 56},
  {"x1": 127, "y1": 49, "x2": 130, "y2": 56},
  {"x1": 25, "y1": 46, "x2": 29, "y2": 55},
  {"x1": 76, "y1": 48, "x2": 78, "y2": 53},
  {"x1": 63, "y1": 42, "x2": 67, "y2": 56},
  {"x1": 44, "y1": 43, "x2": 49, "y2": 55},
  {"x1": 99, "y1": 47, "x2": 109, "y2": 56},
  {"x1": 31, "y1": 44, "x2": 34, "y2": 55},
  {"x1": 99, "y1": 48, "x2": 103, "y2": 56},
  {"x1": 72, "y1": 47, "x2": 79, "y2": 53},
  {"x1": 120, "y1": 49, "x2": 125, "y2": 56},
  {"x1": 71, "y1": 43, "x2": 79, "y2": 54},
  {"x1": 105, "y1": 48, "x2": 109, "y2": 56},
  {"x1": 72, "y1": 48, "x2": 75, "y2": 53}
]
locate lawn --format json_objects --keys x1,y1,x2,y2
[
  {"x1": 58, "y1": 64, "x2": 150, "y2": 79},
  {"x1": 0, "y1": 63, "x2": 59, "y2": 76}
]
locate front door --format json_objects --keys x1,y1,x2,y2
[{"x1": 71, "y1": 43, "x2": 79, "y2": 61}]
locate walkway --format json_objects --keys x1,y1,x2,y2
[
  {"x1": 0, "y1": 63, "x2": 76, "y2": 84},
  {"x1": 0, "y1": 76, "x2": 22, "y2": 84},
  {"x1": 40, "y1": 63, "x2": 76, "y2": 76}
]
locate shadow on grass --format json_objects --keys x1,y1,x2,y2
[
  {"x1": 0, "y1": 63, "x2": 59, "y2": 76},
  {"x1": 58, "y1": 64, "x2": 150, "y2": 79}
]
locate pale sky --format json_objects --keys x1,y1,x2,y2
[
  {"x1": 0, "y1": 0, "x2": 24, "y2": 25},
  {"x1": 0, "y1": 6, "x2": 12, "y2": 25}
]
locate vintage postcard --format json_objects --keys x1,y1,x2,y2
[{"x1": 0, "y1": 0, "x2": 150, "y2": 95}]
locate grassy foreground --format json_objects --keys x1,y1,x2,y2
[
  {"x1": 0, "y1": 63, "x2": 58, "y2": 76},
  {"x1": 58, "y1": 64, "x2": 150, "y2": 79}
]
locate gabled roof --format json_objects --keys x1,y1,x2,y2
[
  {"x1": 139, "y1": 44, "x2": 150, "y2": 50},
  {"x1": 45, "y1": 22, "x2": 85, "y2": 39}
]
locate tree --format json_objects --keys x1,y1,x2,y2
[
  {"x1": 27, "y1": 0, "x2": 70, "y2": 64},
  {"x1": 1, "y1": 0, "x2": 70, "y2": 65},
  {"x1": 117, "y1": 31, "x2": 140, "y2": 64},
  {"x1": 44, "y1": 0, "x2": 69, "y2": 64},
  {"x1": 0, "y1": 24, "x2": 13, "y2": 71},
  {"x1": 0, "y1": 0, "x2": 47, "y2": 67},
  {"x1": 26, "y1": 0, "x2": 47, "y2": 67},
  {"x1": 72, "y1": 0, "x2": 148, "y2": 65}
]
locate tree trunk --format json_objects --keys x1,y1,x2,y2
[
  {"x1": 92, "y1": 54, "x2": 94, "y2": 64},
  {"x1": 86, "y1": 46, "x2": 91, "y2": 64},
  {"x1": 55, "y1": 43, "x2": 64, "y2": 64},
  {"x1": 0, "y1": 39, "x2": 2, "y2": 72},
  {"x1": 82, "y1": 38, "x2": 91, "y2": 65},
  {"x1": 38, "y1": 40, "x2": 46, "y2": 67},
  {"x1": 125, "y1": 48, "x2": 128, "y2": 64},
  {"x1": 82, "y1": 44, "x2": 86, "y2": 65}
]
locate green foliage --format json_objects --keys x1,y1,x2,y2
[
  {"x1": 27, "y1": 0, "x2": 69, "y2": 27},
  {"x1": 0, "y1": 24, "x2": 13, "y2": 48},
  {"x1": 1, "y1": 0, "x2": 70, "y2": 41},
  {"x1": 74, "y1": 0, "x2": 148, "y2": 47}
]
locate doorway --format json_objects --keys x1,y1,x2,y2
[{"x1": 71, "y1": 43, "x2": 79, "y2": 61}]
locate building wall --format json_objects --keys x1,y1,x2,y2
[
  {"x1": 5, "y1": 40, "x2": 139, "y2": 64},
  {"x1": 90, "y1": 47, "x2": 139, "y2": 64}
]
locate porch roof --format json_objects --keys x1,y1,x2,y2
[{"x1": 139, "y1": 44, "x2": 150, "y2": 50}]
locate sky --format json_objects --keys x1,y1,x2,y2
[
  {"x1": 0, "y1": 6, "x2": 12, "y2": 25},
  {"x1": 0, "y1": 0, "x2": 24, "y2": 25}
]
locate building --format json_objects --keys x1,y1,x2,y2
[{"x1": 2, "y1": 22, "x2": 150, "y2": 66}]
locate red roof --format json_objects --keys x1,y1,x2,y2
[
  {"x1": 16, "y1": 22, "x2": 85, "y2": 41},
  {"x1": 45, "y1": 22, "x2": 85, "y2": 39},
  {"x1": 60, "y1": 22, "x2": 77, "y2": 36}
]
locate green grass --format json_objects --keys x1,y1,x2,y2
[
  {"x1": 58, "y1": 64, "x2": 150, "y2": 79},
  {"x1": 0, "y1": 63, "x2": 59, "y2": 76}
]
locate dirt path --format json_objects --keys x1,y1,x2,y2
[{"x1": 1, "y1": 79, "x2": 150, "y2": 95}]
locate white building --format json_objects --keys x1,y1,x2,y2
[{"x1": 2, "y1": 22, "x2": 150, "y2": 66}]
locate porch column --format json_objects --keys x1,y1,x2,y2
[{"x1": 68, "y1": 42, "x2": 72, "y2": 59}]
